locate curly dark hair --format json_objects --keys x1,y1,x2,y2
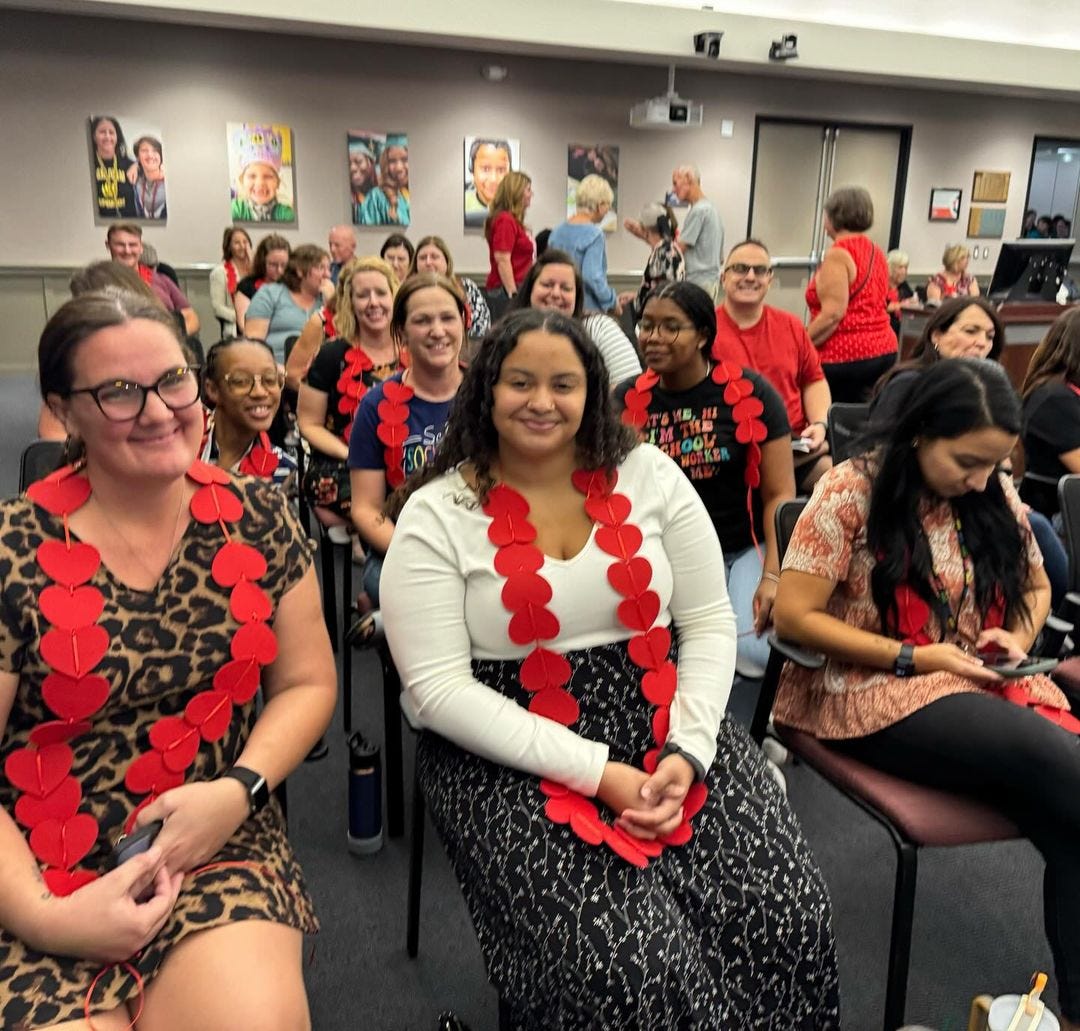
[{"x1": 386, "y1": 308, "x2": 636, "y2": 519}]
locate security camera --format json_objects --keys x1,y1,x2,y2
[
  {"x1": 694, "y1": 31, "x2": 723, "y2": 58},
  {"x1": 769, "y1": 34, "x2": 798, "y2": 60}
]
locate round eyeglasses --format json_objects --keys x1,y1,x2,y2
[
  {"x1": 220, "y1": 370, "x2": 286, "y2": 396},
  {"x1": 67, "y1": 366, "x2": 201, "y2": 422}
]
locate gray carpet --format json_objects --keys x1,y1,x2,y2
[{"x1": 0, "y1": 373, "x2": 1056, "y2": 1030}]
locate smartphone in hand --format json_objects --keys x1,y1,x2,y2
[{"x1": 975, "y1": 650, "x2": 1058, "y2": 678}]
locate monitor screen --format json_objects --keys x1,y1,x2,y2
[{"x1": 988, "y1": 239, "x2": 1075, "y2": 301}]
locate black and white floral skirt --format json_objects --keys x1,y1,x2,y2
[{"x1": 417, "y1": 640, "x2": 841, "y2": 1030}]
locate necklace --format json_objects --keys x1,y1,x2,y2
[
  {"x1": 377, "y1": 377, "x2": 415, "y2": 488},
  {"x1": 9, "y1": 461, "x2": 277, "y2": 896},
  {"x1": 91, "y1": 481, "x2": 188, "y2": 588},
  {"x1": 334, "y1": 340, "x2": 375, "y2": 446},
  {"x1": 482, "y1": 469, "x2": 707, "y2": 868},
  {"x1": 927, "y1": 513, "x2": 971, "y2": 636},
  {"x1": 237, "y1": 431, "x2": 280, "y2": 479}
]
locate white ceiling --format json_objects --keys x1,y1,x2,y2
[{"x1": 621, "y1": 0, "x2": 1080, "y2": 50}]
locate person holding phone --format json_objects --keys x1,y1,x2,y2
[{"x1": 772, "y1": 359, "x2": 1080, "y2": 1031}]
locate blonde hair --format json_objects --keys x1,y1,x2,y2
[
  {"x1": 575, "y1": 174, "x2": 614, "y2": 214},
  {"x1": 942, "y1": 244, "x2": 969, "y2": 272},
  {"x1": 333, "y1": 256, "x2": 399, "y2": 342},
  {"x1": 485, "y1": 171, "x2": 532, "y2": 239}
]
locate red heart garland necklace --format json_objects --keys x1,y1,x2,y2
[
  {"x1": 481, "y1": 470, "x2": 707, "y2": 869},
  {"x1": 10, "y1": 460, "x2": 277, "y2": 896},
  {"x1": 377, "y1": 377, "x2": 415, "y2": 489},
  {"x1": 223, "y1": 260, "x2": 238, "y2": 297},
  {"x1": 621, "y1": 356, "x2": 766, "y2": 552},
  {"x1": 237, "y1": 431, "x2": 280, "y2": 480}
]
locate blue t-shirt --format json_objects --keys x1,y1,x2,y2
[
  {"x1": 547, "y1": 221, "x2": 617, "y2": 312},
  {"x1": 347, "y1": 373, "x2": 452, "y2": 482}
]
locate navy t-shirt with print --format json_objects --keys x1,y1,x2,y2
[
  {"x1": 614, "y1": 368, "x2": 790, "y2": 553},
  {"x1": 348, "y1": 373, "x2": 453, "y2": 482}
]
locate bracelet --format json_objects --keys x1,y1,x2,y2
[
  {"x1": 762, "y1": 571, "x2": 781, "y2": 584},
  {"x1": 811, "y1": 421, "x2": 827, "y2": 430}
]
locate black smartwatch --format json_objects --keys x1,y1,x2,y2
[
  {"x1": 893, "y1": 643, "x2": 917, "y2": 678},
  {"x1": 221, "y1": 765, "x2": 270, "y2": 815}
]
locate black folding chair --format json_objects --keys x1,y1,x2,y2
[
  {"x1": 19, "y1": 439, "x2": 65, "y2": 491},
  {"x1": 825, "y1": 402, "x2": 871, "y2": 465}
]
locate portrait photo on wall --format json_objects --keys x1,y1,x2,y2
[
  {"x1": 464, "y1": 136, "x2": 520, "y2": 228},
  {"x1": 227, "y1": 122, "x2": 296, "y2": 224},
  {"x1": 348, "y1": 131, "x2": 410, "y2": 227},
  {"x1": 88, "y1": 115, "x2": 167, "y2": 222},
  {"x1": 567, "y1": 143, "x2": 619, "y2": 232}
]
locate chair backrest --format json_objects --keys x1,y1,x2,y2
[
  {"x1": 826, "y1": 402, "x2": 871, "y2": 465},
  {"x1": 19, "y1": 440, "x2": 65, "y2": 492},
  {"x1": 1058, "y1": 474, "x2": 1080, "y2": 590},
  {"x1": 775, "y1": 497, "x2": 809, "y2": 561}
]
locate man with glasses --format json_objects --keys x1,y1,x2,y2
[{"x1": 714, "y1": 239, "x2": 832, "y2": 491}]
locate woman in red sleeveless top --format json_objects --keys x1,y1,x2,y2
[{"x1": 805, "y1": 186, "x2": 897, "y2": 402}]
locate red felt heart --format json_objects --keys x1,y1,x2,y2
[
  {"x1": 376, "y1": 399, "x2": 409, "y2": 424},
  {"x1": 642, "y1": 748, "x2": 660, "y2": 774},
  {"x1": 607, "y1": 557, "x2": 653, "y2": 598},
  {"x1": 627, "y1": 626, "x2": 672, "y2": 671},
  {"x1": 571, "y1": 469, "x2": 617, "y2": 498},
  {"x1": 376, "y1": 421, "x2": 408, "y2": 447},
  {"x1": 651, "y1": 705, "x2": 670, "y2": 746},
  {"x1": 37, "y1": 540, "x2": 100, "y2": 587},
  {"x1": 539, "y1": 778, "x2": 568, "y2": 798},
  {"x1": 186, "y1": 460, "x2": 231, "y2": 486},
  {"x1": 40, "y1": 585, "x2": 104, "y2": 631},
  {"x1": 487, "y1": 512, "x2": 537, "y2": 548},
  {"x1": 617, "y1": 591, "x2": 661, "y2": 633},
  {"x1": 724, "y1": 379, "x2": 754, "y2": 405},
  {"x1": 569, "y1": 809, "x2": 605, "y2": 846},
  {"x1": 508, "y1": 603, "x2": 560, "y2": 645},
  {"x1": 337, "y1": 394, "x2": 354, "y2": 416},
  {"x1": 149, "y1": 715, "x2": 201, "y2": 772},
  {"x1": 30, "y1": 720, "x2": 92, "y2": 746},
  {"x1": 186, "y1": 690, "x2": 233, "y2": 742},
  {"x1": 732, "y1": 396, "x2": 765, "y2": 420},
  {"x1": 544, "y1": 796, "x2": 573, "y2": 824},
  {"x1": 501, "y1": 573, "x2": 552, "y2": 612},
  {"x1": 684, "y1": 781, "x2": 708, "y2": 819},
  {"x1": 528, "y1": 687, "x2": 579, "y2": 725},
  {"x1": 30, "y1": 813, "x2": 99, "y2": 870},
  {"x1": 386, "y1": 462, "x2": 406, "y2": 489},
  {"x1": 621, "y1": 408, "x2": 648, "y2": 430},
  {"x1": 342, "y1": 379, "x2": 365, "y2": 400},
  {"x1": 641, "y1": 662, "x2": 677, "y2": 706},
  {"x1": 609, "y1": 823, "x2": 664, "y2": 858},
  {"x1": 661, "y1": 820, "x2": 693, "y2": 847},
  {"x1": 42, "y1": 867, "x2": 98, "y2": 897},
  {"x1": 26, "y1": 474, "x2": 91, "y2": 516},
  {"x1": 14, "y1": 776, "x2": 81, "y2": 829},
  {"x1": 231, "y1": 621, "x2": 278, "y2": 665},
  {"x1": 595, "y1": 524, "x2": 642, "y2": 561},
  {"x1": 381, "y1": 380, "x2": 414, "y2": 405},
  {"x1": 493, "y1": 543, "x2": 544, "y2": 576},
  {"x1": 520, "y1": 647, "x2": 572, "y2": 693},
  {"x1": 604, "y1": 828, "x2": 652, "y2": 867},
  {"x1": 744, "y1": 466, "x2": 761, "y2": 489},
  {"x1": 584, "y1": 493, "x2": 632, "y2": 527},
  {"x1": 230, "y1": 580, "x2": 272, "y2": 624},
  {"x1": 124, "y1": 751, "x2": 184, "y2": 796},
  {"x1": 483, "y1": 485, "x2": 530, "y2": 518},
  {"x1": 734, "y1": 420, "x2": 768, "y2": 444},
  {"x1": 5, "y1": 742, "x2": 73, "y2": 796},
  {"x1": 212, "y1": 542, "x2": 268, "y2": 588},
  {"x1": 42, "y1": 672, "x2": 110, "y2": 722},
  {"x1": 213, "y1": 657, "x2": 261, "y2": 704},
  {"x1": 710, "y1": 360, "x2": 742, "y2": 385},
  {"x1": 40, "y1": 624, "x2": 110, "y2": 679},
  {"x1": 621, "y1": 389, "x2": 652, "y2": 412},
  {"x1": 243, "y1": 445, "x2": 278, "y2": 478},
  {"x1": 190, "y1": 483, "x2": 244, "y2": 525},
  {"x1": 1036, "y1": 705, "x2": 1080, "y2": 733}
]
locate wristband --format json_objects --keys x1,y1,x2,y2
[{"x1": 762, "y1": 571, "x2": 781, "y2": 584}]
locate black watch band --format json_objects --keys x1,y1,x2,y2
[
  {"x1": 893, "y1": 643, "x2": 916, "y2": 678},
  {"x1": 222, "y1": 766, "x2": 270, "y2": 815}
]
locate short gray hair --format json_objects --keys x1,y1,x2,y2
[
  {"x1": 575, "y1": 174, "x2": 614, "y2": 213},
  {"x1": 674, "y1": 164, "x2": 701, "y2": 184},
  {"x1": 886, "y1": 249, "x2": 909, "y2": 268}
]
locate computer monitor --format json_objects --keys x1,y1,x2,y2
[{"x1": 988, "y1": 239, "x2": 1075, "y2": 301}]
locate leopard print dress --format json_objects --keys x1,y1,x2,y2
[{"x1": 0, "y1": 476, "x2": 318, "y2": 1028}]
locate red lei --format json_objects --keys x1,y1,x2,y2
[
  {"x1": 136, "y1": 265, "x2": 154, "y2": 286},
  {"x1": 8, "y1": 461, "x2": 277, "y2": 896},
  {"x1": 481, "y1": 469, "x2": 707, "y2": 868},
  {"x1": 334, "y1": 337, "x2": 374, "y2": 447},
  {"x1": 237, "y1": 431, "x2": 280, "y2": 479},
  {"x1": 223, "y1": 260, "x2": 238, "y2": 296},
  {"x1": 376, "y1": 381, "x2": 414, "y2": 488},
  {"x1": 621, "y1": 358, "x2": 767, "y2": 548}
]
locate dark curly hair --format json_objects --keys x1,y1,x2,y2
[{"x1": 386, "y1": 308, "x2": 636, "y2": 519}]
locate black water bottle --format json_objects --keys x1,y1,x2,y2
[{"x1": 347, "y1": 732, "x2": 383, "y2": 855}]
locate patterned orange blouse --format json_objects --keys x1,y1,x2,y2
[{"x1": 773, "y1": 461, "x2": 1066, "y2": 740}]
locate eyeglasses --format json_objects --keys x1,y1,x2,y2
[
  {"x1": 637, "y1": 319, "x2": 697, "y2": 342},
  {"x1": 68, "y1": 366, "x2": 201, "y2": 422},
  {"x1": 724, "y1": 263, "x2": 773, "y2": 277},
  {"x1": 221, "y1": 370, "x2": 285, "y2": 395}
]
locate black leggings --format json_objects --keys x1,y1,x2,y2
[
  {"x1": 834, "y1": 692, "x2": 1080, "y2": 1019},
  {"x1": 822, "y1": 352, "x2": 897, "y2": 403}
]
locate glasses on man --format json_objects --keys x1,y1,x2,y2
[
  {"x1": 220, "y1": 370, "x2": 286, "y2": 396},
  {"x1": 637, "y1": 319, "x2": 697, "y2": 343},
  {"x1": 68, "y1": 366, "x2": 201, "y2": 422},
  {"x1": 724, "y1": 263, "x2": 773, "y2": 277}
]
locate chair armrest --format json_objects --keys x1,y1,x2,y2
[{"x1": 766, "y1": 634, "x2": 826, "y2": 670}]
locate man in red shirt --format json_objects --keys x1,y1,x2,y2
[{"x1": 713, "y1": 239, "x2": 832, "y2": 491}]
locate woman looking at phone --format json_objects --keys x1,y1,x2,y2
[{"x1": 772, "y1": 359, "x2": 1080, "y2": 1029}]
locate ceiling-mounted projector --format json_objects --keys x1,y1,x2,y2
[{"x1": 630, "y1": 65, "x2": 704, "y2": 130}]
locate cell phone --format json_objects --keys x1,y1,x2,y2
[
  {"x1": 111, "y1": 819, "x2": 163, "y2": 868},
  {"x1": 791, "y1": 437, "x2": 814, "y2": 454},
  {"x1": 975, "y1": 651, "x2": 1058, "y2": 678}
]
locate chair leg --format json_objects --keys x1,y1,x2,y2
[
  {"x1": 319, "y1": 531, "x2": 338, "y2": 651},
  {"x1": 406, "y1": 754, "x2": 425, "y2": 959},
  {"x1": 498, "y1": 996, "x2": 512, "y2": 1031},
  {"x1": 381, "y1": 643, "x2": 405, "y2": 838},
  {"x1": 883, "y1": 839, "x2": 918, "y2": 1031},
  {"x1": 341, "y1": 543, "x2": 353, "y2": 734}
]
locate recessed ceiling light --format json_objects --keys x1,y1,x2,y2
[{"x1": 480, "y1": 64, "x2": 508, "y2": 82}]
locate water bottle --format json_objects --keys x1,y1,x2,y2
[{"x1": 347, "y1": 732, "x2": 383, "y2": 855}]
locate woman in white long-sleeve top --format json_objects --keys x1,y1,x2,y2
[{"x1": 380, "y1": 308, "x2": 839, "y2": 1030}]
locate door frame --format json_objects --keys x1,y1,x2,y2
[{"x1": 747, "y1": 115, "x2": 913, "y2": 254}]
